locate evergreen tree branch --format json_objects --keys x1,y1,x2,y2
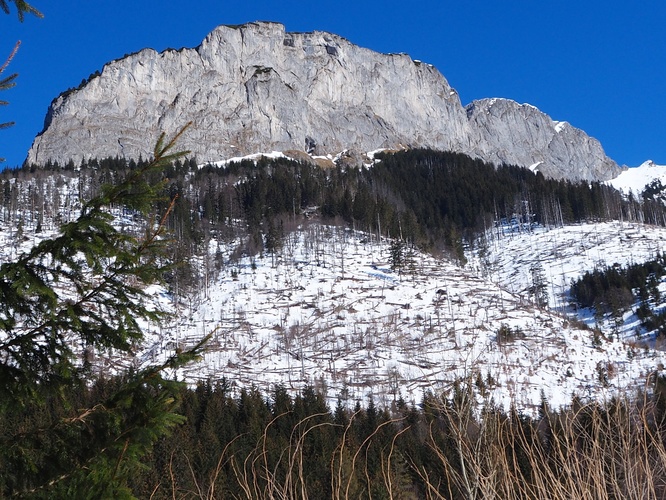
[
  {"x1": 0, "y1": 0, "x2": 42, "y2": 21},
  {"x1": 0, "y1": 40, "x2": 20, "y2": 77},
  {"x1": 0, "y1": 125, "x2": 205, "y2": 496},
  {"x1": 0, "y1": 41, "x2": 20, "y2": 154}
]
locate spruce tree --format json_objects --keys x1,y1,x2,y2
[
  {"x1": 0, "y1": 125, "x2": 209, "y2": 497},
  {"x1": 0, "y1": 41, "x2": 20, "y2": 151},
  {"x1": 529, "y1": 262, "x2": 549, "y2": 308},
  {"x1": 2, "y1": 0, "x2": 41, "y2": 161},
  {"x1": 389, "y1": 239, "x2": 405, "y2": 273}
]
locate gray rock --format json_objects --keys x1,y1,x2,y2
[
  {"x1": 466, "y1": 98, "x2": 619, "y2": 181},
  {"x1": 27, "y1": 22, "x2": 620, "y2": 181}
]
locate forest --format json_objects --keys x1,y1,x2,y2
[
  {"x1": 8, "y1": 374, "x2": 666, "y2": 499},
  {"x1": 20, "y1": 148, "x2": 664, "y2": 270},
  {"x1": 570, "y1": 253, "x2": 666, "y2": 335},
  {"x1": 123, "y1": 376, "x2": 666, "y2": 499}
]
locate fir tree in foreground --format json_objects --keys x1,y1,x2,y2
[{"x1": 0, "y1": 124, "x2": 208, "y2": 497}]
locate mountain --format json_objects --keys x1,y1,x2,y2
[
  {"x1": 466, "y1": 98, "x2": 620, "y2": 181},
  {"x1": 27, "y1": 22, "x2": 620, "y2": 182},
  {"x1": 608, "y1": 160, "x2": 666, "y2": 197}
]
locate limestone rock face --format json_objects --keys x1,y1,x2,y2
[
  {"x1": 27, "y1": 22, "x2": 620, "y2": 181},
  {"x1": 465, "y1": 99, "x2": 620, "y2": 181}
]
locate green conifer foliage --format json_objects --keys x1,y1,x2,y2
[
  {"x1": 0, "y1": 125, "x2": 209, "y2": 497},
  {"x1": 2, "y1": 0, "x2": 42, "y2": 160},
  {"x1": 0, "y1": 0, "x2": 42, "y2": 21},
  {"x1": 0, "y1": 41, "x2": 20, "y2": 145}
]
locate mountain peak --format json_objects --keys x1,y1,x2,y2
[
  {"x1": 27, "y1": 22, "x2": 620, "y2": 181},
  {"x1": 608, "y1": 159, "x2": 666, "y2": 195}
]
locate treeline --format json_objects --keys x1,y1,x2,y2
[
  {"x1": 7, "y1": 149, "x2": 666, "y2": 304},
  {"x1": 130, "y1": 378, "x2": 666, "y2": 499},
  {"x1": 8, "y1": 374, "x2": 666, "y2": 498},
  {"x1": 17, "y1": 149, "x2": 666, "y2": 272},
  {"x1": 570, "y1": 254, "x2": 666, "y2": 334},
  {"x1": 217, "y1": 150, "x2": 652, "y2": 261},
  {"x1": 33, "y1": 150, "x2": 666, "y2": 250}
]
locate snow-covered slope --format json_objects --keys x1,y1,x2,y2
[
  {"x1": 475, "y1": 221, "x2": 666, "y2": 346},
  {"x1": 477, "y1": 221, "x2": 666, "y2": 312},
  {"x1": 1, "y1": 172, "x2": 664, "y2": 415},
  {"x1": 609, "y1": 160, "x2": 666, "y2": 197},
  {"x1": 138, "y1": 222, "x2": 666, "y2": 414}
]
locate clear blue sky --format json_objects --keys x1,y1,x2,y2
[{"x1": 2, "y1": 0, "x2": 665, "y2": 168}]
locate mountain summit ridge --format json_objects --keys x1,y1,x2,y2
[{"x1": 28, "y1": 21, "x2": 620, "y2": 181}]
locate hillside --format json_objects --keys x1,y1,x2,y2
[
  {"x1": 146, "y1": 220, "x2": 666, "y2": 413},
  {"x1": 609, "y1": 160, "x2": 666, "y2": 200},
  {"x1": 1, "y1": 159, "x2": 665, "y2": 415}
]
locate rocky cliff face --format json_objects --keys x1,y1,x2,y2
[
  {"x1": 465, "y1": 99, "x2": 620, "y2": 180},
  {"x1": 27, "y1": 22, "x2": 620, "y2": 181}
]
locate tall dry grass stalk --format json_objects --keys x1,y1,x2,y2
[
  {"x1": 417, "y1": 386, "x2": 666, "y2": 500},
  {"x1": 166, "y1": 388, "x2": 666, "y2": 499}
]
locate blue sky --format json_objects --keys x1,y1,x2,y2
[{"x1": 2, "y1": 0, "x2": 665, "y2": 168}]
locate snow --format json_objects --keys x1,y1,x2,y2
[
  {"x1": 199, "y1": 148, "x2": 393, "y2": 171},
  {"x1": 201, "y1": 151, "x2": 288, "y2": 168},
  {"x1": 366, "y1": 148, "x2": 388, "y2": 159},
  {"x1": 554, "y1": 121, "x2": 568, "y2": 133},
  {"x1": 528, "y1": 161, "x2": 542, "y2": 173},
  {"x1": 2, "y1": 172, "x2": 666, "y2": 415},
  {"x1": 140, "y1": 221, "x2": 666, "y2": 414},
  {"x1": 476, "y1": 221, "x2": 666, "y2": 312},
  {"x1": 608, "y1": 160, "x2": 666, "y2": 196}
]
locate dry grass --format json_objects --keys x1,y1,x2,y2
[
  {"x1": 163, "y1": 386, "x2": 666, "y2": 499},
  {"x1": 415, "y1": 387, "x2": 666, "y2": 500}
]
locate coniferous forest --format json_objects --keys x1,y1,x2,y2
[
  {"x1": 9, "y1": 374, "x2": 666, "y2": 499},
  {"x1": 126, "y1": 377, "x2": 666, "y2": 499},
  {"x1": 22, "y1": 148, "x2": 661, "y2": 269},
  {"x1": 570, "y1": 253, "x2": 666, "y2": 335}
]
